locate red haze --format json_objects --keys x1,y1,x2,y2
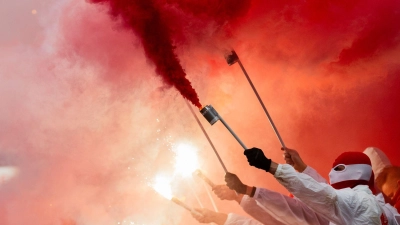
[{"x1": 1, "y1": 0, "x2": 400, "y2": 224}]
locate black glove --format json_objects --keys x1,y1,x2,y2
[
  {"x1": 244, "y1": 147, "x2": 272, "y2": 172},
  {"x1": 224, "y1": 172, "x2": 247, "y2": 194}
]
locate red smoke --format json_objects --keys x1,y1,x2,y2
[
  {"x1": 89, "y1": 0, "x2": 202, "y2": 108},
  {"x1": 336, "y1": 0, "x2": 400, "y2": 65},
  {"x1": 1, "y1": 0, "x2": 400, "y2": 224}
]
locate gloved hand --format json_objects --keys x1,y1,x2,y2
[
  {"x1": 244, "y1": 147, "x2": 272, "y2": 172},
  {"x1": 224, "y1": 172, "x2": 247, "y2": 194}
]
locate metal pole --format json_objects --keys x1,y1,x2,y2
[
  {"x1": 185, "y1": 101, "x2": 228, "y2": 173},
  {"x1": 226, "y1": 50, "x2": 286, "y2": 148},
  {"x1": 218, "y1": 116, "x2": 247, "y2": 149},
  {"x1": 200, "y1": 105, "x2": 247, "y2": 150}
]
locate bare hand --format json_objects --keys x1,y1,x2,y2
[
  {"x1": 281, "y1": 147, "x2": 307, "y2": 172},
  {"x1": 213, "y1": 185, "x2": 241, "y2": 202},
  {"x1": 224, "y1": 172, "x2": 247, "y2": 194},
  {"x1": 191, "y1": 208, "x2": 228, "y2": 225}
]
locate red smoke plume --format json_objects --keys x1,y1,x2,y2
[
  {"x1": 89, "y1": 0, "x2": 202, "y2": 108},
  {"x1": 1, "y1": 0, "x2": 400, "y2": 224},
  {"x1": 335, "y1": 0, "x2": 400, "y2": 65}
]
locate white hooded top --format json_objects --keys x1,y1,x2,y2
[
  {"x1": 251, "y1": 165, "x2": 400, "y2": 225},
  {"x1": 363, "y1": 147, "x2": 392, "y2": 180},
  {"x1": 224, "y1": 213, "x2": 263, "y2": 225},
  {"x1": 274, "y1": 164, "x2": 382, "y2": 225}
]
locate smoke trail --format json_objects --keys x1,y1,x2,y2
[
  {"x1": 89, "y1": 0, "x2": 202, "y2": 108},
  {"x1": 1, "y1": 0, "x2": 400, "y2": 224}
]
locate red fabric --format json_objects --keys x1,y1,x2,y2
[
  {"x1": 392, "y1": 188, "x2": 400, "y2": 212},
  {"x1": 395, "y1": 201, "x2": 400, "y2": 214},
  {"x1": 332, "y1": 152, "x2": 372, "y2": 167},
  {"x1": 368, "y1": 172, "x2": 376, "y2": 194},
  {"x1": 331, "y1": 180, "x2": 369, "y2": 190},
  {"x1": 380, "y1": 213, "x2": 389, "y2": 225},
  {"x1": 331, "y1": 152, "x2": 375, "y2": 192}
]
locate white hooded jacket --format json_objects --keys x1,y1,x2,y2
[
  {"x1": 225, "y1": 166, "x2": 329, "y2": 225},
  {"x1": 224, "y1": 213, "x2": 264, "y2": 225},
  {"x1": 226, "y1": 163, "x2": 400, "y2": 225},
  {"x1": 274, "y1": 164, "x2": 382, "y2": 225},
  {"x1": 251, "y1": 165, "x2": 400, "y2": 225}
]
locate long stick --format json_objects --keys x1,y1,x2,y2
[
  {"x1": 201, "y1": 179, "x2": 219, "y2": 212},
  {"x1": 226, "y1": 50, "x2": 286, "y2": 148},
  {"x1": 185, "y1": 101, "x2": 228, "y2": 172},
  {"x1": 219, "y1": 116, "x2": 247, "y2": 149},
  {"x1": 194, "y1": 169, "x2": 215, "y2": 187},
  {"x1": 188, "y1": 180, "x2": 204, "y2": 208},
  {"x1": 194, "y1": 169, "x2": 223, "y2": 211},
  {"x1": 171, "y1": 197, "x2": 202, "y2": 216},
  {"x1": 171, "y1": 197, "x2": 193, "y2": 211}
]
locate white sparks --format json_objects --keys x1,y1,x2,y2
[
  {"x1": 152, "y1": 175, "x2": 173, "y2": 200},
  {"x1": 173, "y1": 143, "x2": 199, "y2": 177}
]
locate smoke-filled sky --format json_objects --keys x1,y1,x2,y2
[{"x1": 1, "y1": 0, "x2": 400, "y2": 224}]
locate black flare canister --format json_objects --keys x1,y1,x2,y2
[
  {"x1": 225, "y1": 50, "x2": 239, "y2": 65},
  {"x1": 199, "y1": 104, "x2": 247, "y2": 149},
  {"x1": 200, "y1": 105, "x2": 219, "y2": 125}
]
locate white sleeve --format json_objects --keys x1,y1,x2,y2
[
  {"x1": 396, "y1": 215, "x2": 400, "y2": 225},
  {"x1": 252, "y1": 187, "x2": 329, "y2": 225},
  {"x1": 224, "y1": 213, "x2": 264, "y2": 225},
  {"x1": 274, "y1": 164, "x2": 382, "y2": 225},
  {"x1": 240, "y1": 195, "x2": 286, "y2": 225},
  {"x1": 302, "y1": 166, "x2": 328, "y2": 184},
  {"x1": 363, "y1": 147, "x2": 392, "y2": 178},
  {"x1": 376, "y1": 193, "x2": 400, "y2": 225}
]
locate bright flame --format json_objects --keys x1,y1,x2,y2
[
  {"x1": 173, "y1": 143, "x2": 199, "y2": 177},
  {"x1": 152, "y1": 175, "x2": 173, "y2": 200}
]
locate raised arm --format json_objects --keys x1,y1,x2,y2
[
  {"x1": 244, "y1": 147, "x2": 382, "y2": 225},
  {"x1": 213, "y1": 183, "x2": 287, "y2": 225},
  {"x1": 224, "y1": 172, "x2": 329, "y2": 225},
  {"x1": 191, "y1": 208, "x2": 264, "y2": 225}
]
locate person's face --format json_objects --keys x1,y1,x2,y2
[
  {"x1": 333, "y1": 164, "x2": 346, "y2": 171},
  {"x1": 381, "y1": 178, "x2": 400, "y2": 203}
]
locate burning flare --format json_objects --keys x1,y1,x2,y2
[
  {"x1": 152, "y1": 174, "x2": 196, "y2": 213},
  {"x1": 153, "y1": 175, "x2": 173, "y2": 200},
  {"x1": 173, "y1": 143, "x2": 199, "y2": 177}
]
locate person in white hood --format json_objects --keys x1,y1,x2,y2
[
  {"x1": 231, "y1": 147, "x2": 384, "y2": 225},
  {"x1": 363, "y1": 147, "x2": 392, "y2": 180},
  {"x1": 363, "y1": 147, "x2": 400, "y2": 222},
  {"x1": 280, "y1": 147, "x2": 399, "y2": 225},
  {"x1": 217, "y1": 147, "x2": 399, "y2": 225}
]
